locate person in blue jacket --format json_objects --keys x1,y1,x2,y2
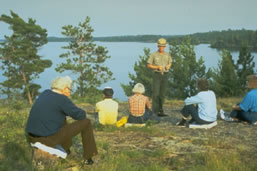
[
  {"x1": 176, "y1": 78, "x2": 217, "y2": 126},
  {"x1": 25, "y1": 76, "x2": 97, "y2": 165},
  {"x1": 220, "y1": 75, "x2": 257, "y2": 125}
]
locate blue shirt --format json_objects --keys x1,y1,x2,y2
[
  {"x1": 184, "y1": 90, "x2": 217, "y2": 122},
  {"x1": 240, "y1": 89, "x2": 257, "y2": 112},
  {"x1": 26, "y1": 90, "x2": 86, "y2": 136}
]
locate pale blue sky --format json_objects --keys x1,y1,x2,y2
[{"x1": 0, "y1": 0, "x2": 257, "y2": 38}]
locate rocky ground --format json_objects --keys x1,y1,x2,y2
[{"x1": 71, "y1": 102, "x2": 257, "y2": 170}]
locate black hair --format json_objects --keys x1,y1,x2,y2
[{"x1": 103, "y1": 88, "x2": 114, "y2": 98}]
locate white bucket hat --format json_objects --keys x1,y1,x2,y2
[{"x1": 132, "y1": 83, "x2": 145, "y2": 94}]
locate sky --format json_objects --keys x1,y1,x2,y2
[{"x1": 0, "y1": 0, "x2": 257, "y2": 38}]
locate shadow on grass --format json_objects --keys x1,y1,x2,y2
[{"x1": 0, "y1": 142, "x2": 36, "y2": 171}]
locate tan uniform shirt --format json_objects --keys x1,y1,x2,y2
[{"x1": 147, "y1": 51, "x2": 172, "y2": 73}]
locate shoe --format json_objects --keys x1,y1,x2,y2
[
  {"x1": 157, "y1": 112, "x2": 168, "y2": 117},
  {"x1": 176, "y1": 119, "x2": 187, "y2": 127},
  {"x1": 188, "y1": 119, "x2": 195, "y2": 124},
  {"x1": 220, "y1": 109, "x2": 233, "y2": 122},
  {"x1": 84, "y1": 158, "x2": 94, "y2": 165},
  {"x1": 220, "y1": 109, "x2": 225, "y2": 120},
  {"x1": 252, "y1": 121, "x2": 257, "y2": 125}
]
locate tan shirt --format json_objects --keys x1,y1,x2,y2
[{"x1": 147, "y1": 51, "x2": 172, "y2": 72}]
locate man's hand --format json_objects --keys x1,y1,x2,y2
[
  {"x1": 165, "y1": 64, "x2": 171, "y2": 70},
  {"x1": 158, "y1": 66, "x2": 164, "y2": 72}
]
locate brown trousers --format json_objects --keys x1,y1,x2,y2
[{"x1": 28, "y1": 118, "x2": 98, "y2": 160}]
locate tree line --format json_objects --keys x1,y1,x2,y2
[
  {"x1": 47, "y1": 29, "x2": 257, "y2": 52},
  {"x1": 94, "y1": 29, "x2": 257, "y2": 52},
  {"x1": 0, "y1": 11, "x2": 256, "y2": 105}
]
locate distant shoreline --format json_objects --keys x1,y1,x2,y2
[{"x1": 1, "y1": 29, "x2": 257, "y2": 52}]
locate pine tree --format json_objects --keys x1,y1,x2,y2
[
  {"x1": 0, "y1": 11, "x2": 52, "y2": 104},
  {"x1": 168, "y1": 38, "x2": 210, "y2": 98},
  {"x1": 212, "y1": 50, "x2": 237, "y2": 97},
  {"x1": 55, "y1": 17, "x2": 113, "y2": 97},
  {"x1": 236, "y1": 44, "x2": 255, "y2": 95},
  {"x1": 121, "y1": 48, "x2": 152, "y2": 97}
]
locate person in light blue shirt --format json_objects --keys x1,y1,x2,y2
[
  {"x1": 221, "y1": 75, "x2": 257, "y2": 124},
  {"x1": 176, "y1": 78, "x2": 217, "y2": 126}
]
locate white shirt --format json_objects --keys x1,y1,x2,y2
[{"x1": 184, "y1": 90, "x2": 217, "y2": 122}]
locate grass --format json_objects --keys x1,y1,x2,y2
[{"x1": 0, "y1": 98, "x2": 257, "y2": 170}]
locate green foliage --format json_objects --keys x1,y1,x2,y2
[
  {"x1": 212, "y1": 50, "x2": 238, "y2": 97},
  {"x1": 0, "y1": 11, "x2": 52, "y2": 104},
  {"x1": 236, "y1": 44, "x2": 255, "y2": 95},
  {"x1": 209, "y1": 29, "x2": 257, "y2": 51},
  {"x1": 56, "y1": 17, "x2": 113, "y2": 97},
  {"x1": 212, "y1": 44, "x2": 256, "y2": 97},
  {"x1": 72, "y1": 87, "x2": 102, "y2": 104},
  {"x1": 168, "y1": 38, "x2": 211, "y2": 98},
  {"x1": 121, "y1": 48, "x2": 152, "y2": 97}
]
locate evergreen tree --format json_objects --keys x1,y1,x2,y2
[
  {"x1": 0, "y1": 11, "x2": 52, "y2": 104},
  {"x1": 236, "y1": 44, "x2": 255, "y2": 95},
  {"x1": 55, "y1": 17, "x2": 113, "y2": 97},
  {"x1": 212, "y1": 50, "x2": 237, "y2": 97},
  {"x1": 121, "y1": 48, "x2": 152, "y2": 97},
  {"x1": 168, "y1": 38, "x2": 210, "y2": 98}
]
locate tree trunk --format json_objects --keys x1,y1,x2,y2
[
  {"x1": 21, "y1": 71, "x2": 33, "y2": 105},
  {"x1": 79, "y1": 51, "x2": 84, "y2": 97}
]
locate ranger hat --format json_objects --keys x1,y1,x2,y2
[{"x1": 157, "y1": 38, "x2": 167, "y2": 47}]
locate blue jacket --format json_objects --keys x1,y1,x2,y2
[{"x1": 25, "y1": 89, "x2": 85, "y2": 136}]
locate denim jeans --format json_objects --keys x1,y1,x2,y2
[
  {"x1": 28, "y1": 118, "x2": 98, "y2": 160},
  {"x1": 152, "y1": 72, "x2": 168, "y2": 114},
  {"x1": 181, "y1": 104, "x2": 213, "y2": 125},
  {"x1": 128, "y1": 108, "x2": 151, "y2": 124},
  {"x1": 230, "y1": 110, "x2": 257, "y2": 124}
]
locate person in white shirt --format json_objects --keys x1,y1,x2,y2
[{"x1": 176, "y1": 78, "x2": 217, "y2": 126}]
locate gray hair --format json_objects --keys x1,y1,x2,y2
[
  {"x1": 132, "y1": 83, "x2": 145, "y2": 94},
  {"x1": 51, "y1": 76, "x2": 72, "y2": 90}
]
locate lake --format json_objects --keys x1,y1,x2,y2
[{"x1": 1, "y1": 42, "x2": 257, "y2": 101}]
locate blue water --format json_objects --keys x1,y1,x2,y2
[{"x1": 1, "y1": 42, "x2": 257, "y2": 101}]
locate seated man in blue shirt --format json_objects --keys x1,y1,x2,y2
[
  {"x1": 25, "y1": 76, "x2": 97, "y2": 165},
  {"x1": 177, "y1": 78, "x2": 218, "y2": 126},
  {"x1": 220, "y1": 75, "x2": 257, "y2": 125}
]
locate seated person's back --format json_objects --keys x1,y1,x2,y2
[{"x1": 96, "y1": 87, "x2": 118, "y2": 125}]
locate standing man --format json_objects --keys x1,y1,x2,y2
[{"x1": 147, "y1": 38, "x2": 172, "y2": 117}]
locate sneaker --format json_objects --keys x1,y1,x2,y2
[
  {"x1": 176, "y1": 119, "x2": 187, "y2": 127},
  {"x1": 84, "y1": 158, "x2": 94, "y2": 165},
  {"x1": 220, "y1": 109, "x2": 225, "y2": 120},
  {"x1": 252, "y1": 121, "x2": 257, "y2": 125},
  {"x1": 220, "y1": 109, "x2": 233, "y2": 122}
]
